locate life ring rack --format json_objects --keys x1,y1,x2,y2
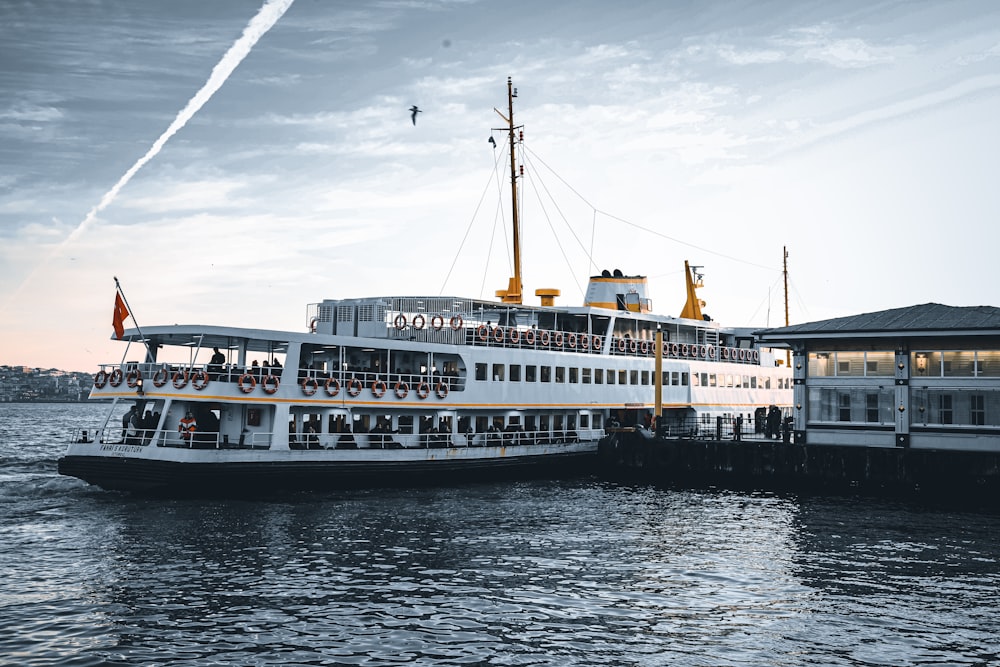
[{"x1": 301, "y1": 377, "x2": 319, "y2": 396}]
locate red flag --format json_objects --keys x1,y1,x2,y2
[{"x1": 113, "y1": 292, "x2": 129, "y2": 339}]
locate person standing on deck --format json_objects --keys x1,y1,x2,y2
[
  {"x1": 178, "y1": 411, "x2": 197, "y2": 444},
  {"x1": 121, "y1": 405, "x2": 137, "y2": 442}
]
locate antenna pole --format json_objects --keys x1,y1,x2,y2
[
  {"x1": 783, "y1": 247, "x2": 790, "y2": 367},
  {"x1": 506, "y1": 76, "x2": 522, "y2": 304}
]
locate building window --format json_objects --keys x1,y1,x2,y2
[
  {"x1": 971, "y1": 394, "x2": 985, "y2": 426},
  {"x1": 939, "y1": 395, "x2": 953, "y2": 424},
  {"x1": 839, "y1": 393, "x2": 851, "y2": 421},
  {"x1": 866, "y1": 393, "x2": 879, "y2": 423}
]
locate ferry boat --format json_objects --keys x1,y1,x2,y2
[{"x1": 58, "y1": 79, "x2": 793, "y2": 494}]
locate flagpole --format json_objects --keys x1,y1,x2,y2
[{"x1": 114, "y1": 276, "x2": 154, "y2": 363}]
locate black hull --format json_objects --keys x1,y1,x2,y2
[{"x1": 58, "y1": 452, "x2": 598, "y2": 496}]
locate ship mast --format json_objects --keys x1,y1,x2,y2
[
  {"x1": 783, "y1": 246, "x2": 790, "y2": 366},
  {"x1": 495, "y1": 77, "x2": 523, "y2": 304}
]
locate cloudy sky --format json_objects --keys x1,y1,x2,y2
[{"x1": 2, "y1": 0, "x2": 999, "y2": 371}]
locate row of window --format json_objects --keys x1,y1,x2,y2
[
  {"x1": 475, "y1": 363, "x2": 791, "y2": 390},
  {"x1": 808, "y1": 350, "x2": 1000, "y2": 378},
  {"x1": 807, "y1": 387, "x2": 1000, "y2": 427}
]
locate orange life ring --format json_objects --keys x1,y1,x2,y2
[
  {"x1": 430, "y1": 315, "x2": 444, "y2": 331},
  {"x1": 394, "y1": 382, "x2": 409, "y2": 399},
  {"x1": 670, "y1": 343, "x2": 679, "y2": 357},
  {"x1": 525, "y1": 329, "x2": 536, "y2": 345},
  {"x1": 394, "y1": 314, "x2": 407, "y2": 330},
  {"x1": 262, "y1": 374, "x2": 280, "y2": 394},
  {"x1": 449, "y1": 315, "x2": 463, "y2": 330},
  {"x1": 301, "y1": 377, "x2": 319, "y2": 396},
  {"x1": 593, "y1": 335, "x2": 602, "y2": 351},
  {"x1": 192, "y1": 370, "x2": 210, "y2": 390},
  {"x1": 752, "y1": 349, "x2": 760, "y2": 363},
  {"x1": 94, "y1": 370, "x2": 108, "y2": 388},
  {"x1": 580, "y1": 334, "x2": 589, "y2": 350},
  {"x1": 126, "y1": 369, "x2": 141, "y2": 388},
  {"x1": 690, "y1": 345, "x2": 699, "y2": 358},
  {"x1": 554, "y1": 332, "x2": 564, "y2": 347},
  {"x1": 412, "y1": 314, "x2": 426, "y2": 330},
  {"x1": 436, "y1": 382, "x2": 449, "y2": 399},
  {"x1": 172, "y1": 370, "x2": 188, "y2": 389},
  {"x1": 372, "y1": 380, "x2": 387, "y2": 398},
  {"x1": 493, "y1": 327, "x2": 505, "y2": 343},
  {"x1": 238, "y1": 373, "x2": 256, "y2": 393},
  {"x1": 109, "y1": 369, "x2": 124, "y2": 387},
  {"x1": 477, "y1": 325, "x2": 489, "y2": 341},
  {"x1": 416, "y1": 381, "x2": 431, "y2": 399},
  {"x1": 708, "y1": 346, "x2": 717, "y2": 359},
  {"x1": 722, "y1": 347, "x2": 730, "y2": 360},
  {"x1": 617, "y1": 338, "x2": 626, "y2": 353},
  {"x1": 509, "y1": 328, "x2": 520, "y2": 344},
  {"x1": 539, "y1": 330, "x2": 550, "y2": 346},
  {"x1": 629, "y1": 339, "x2": 638, "y2": 354},
  {"x1": 309, "y1": 317, "x2": 318, "y2": 333},
  {"x1": 567, "y1": 333, "x2": 577, "y2": 348},
  {"x1": 739, "y1": 348, "x2": 748, "y2": 361},
  {"x1": 324, "y1": 377, "x2": 340, "y2": 397},
  {"x1": 662, "y1": 341, "x2": 669, "y2": 357},
  {"x1": 640, "y1": 341, "x2": 649, "y2": 355},
  {"x1": 680, "y1": 344, "x2": 689, "y2": 357},
  {"x1": 152, "y1": 368, "x2": 168, "y2": 387},
  {"x1": 347, "y1": 378, "x2": 362, "y2": 397}
]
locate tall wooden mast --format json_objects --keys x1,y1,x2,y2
[{"x1": 495, "y1": 77, "x2": 523, "y2": 304}]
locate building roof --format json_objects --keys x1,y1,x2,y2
[{"x1": 757, "y1": 303, "x2": 1000, "y2": 341}]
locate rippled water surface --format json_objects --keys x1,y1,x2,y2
[{"x1": 2, "y1": 402, "x2": 1000, "y2": 666}]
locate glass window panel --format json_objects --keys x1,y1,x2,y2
[
  {"x1": 943, "y1": 351, "x2": 975, "y2": 377},
  {"x1": 835, "y1": 352, "x2": 865, "y2": 376},
  {"x1": 808, "y1": 352, "x2": 834, "y2": 376},
  {"x1": 978, "y1": 351, "x2": 1000, "y2": 377},
  {"x1": 865, "y1": 351, "x2": 894, "y2": 377}
]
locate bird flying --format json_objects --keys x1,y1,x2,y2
[{"x1": 409, "y1": 105, "x2": 421, "y2": 125}]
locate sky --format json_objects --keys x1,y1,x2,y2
[{"x1": 2, "y1": 0, "x2": 999, "y2": 372}]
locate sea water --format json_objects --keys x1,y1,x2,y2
[{"x1": 2, "y1": 402, "x2": 999, "y2": 666}]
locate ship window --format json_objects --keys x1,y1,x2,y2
[
  {"x1": 619, "y1": 370, "x2": 627, "y2": 385},
  {"x1": 555, "y1": 367, "x2": 566, "y2": 383},
  {"x1": 475, "y1": 363, "x2": 487, "y2": 381},
  {"x1": 580, "y1": 414, "x2": 590, "y2": 428},
  {"x1": 541, "y1": 366, "x2": 551, "y2": 383},
  {"x1": 525, "y1": 415, "x2": 537, "y2": 432},
  {"x1": 681, "y1": 372, "x2": 689, "y2": 386},
  {"x1": 607, "y1": 370, "x2": 615, "y2": 385},
  {"x1": 492, "y1": 363, "x2": 505, "y2": 381},
  {"x1": 593, "y1": 413, "x2": 603, "y2": 429},
  {"x1": 641, "y1": 370, "x2": 650, "y2": 385},
  {"x1": 750, "y1": 376, "x2": 757, "y2": 389},
  {"x1": 691, "y1": 373, "x2": 700, "y2": 387},
  {"x1": 398, "y1": 416, "x2": 414, "y2": 434},
  {"x1": 582, "y1": 368, "x2": 592, "y2": 384},
  {"x1": 509, "y1": 364, "x2": 521, "y2": 382},
  {"x1": 540, "y1": 415, "x2": 550, "y2": 431},
  {"x1": 866, "y1": 393, "x2": 879, "y2": 422},
  {"x1": 526, "y1": 365, "x2": 537, "y2": 382},
  {"x1": 661, "y1": 372, "x2": 669, "y2": 386},
  {"x1": 476, "y1": 416, "x2": 489, "y2": 433},
  {"x1": 709, "y1": 374, "x2": 717, "y2": 387},
  {"x1": 569, "y1": 367, "x2": 578, "y2": 383},
  {"x1": 630, "y1": 370, "x2": 639, "y2": 385},
  {"x1": 595, "y1": 368, "x2": 604, "y2": 384}
]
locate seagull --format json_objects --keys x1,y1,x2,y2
[
  {"x1": 488, "y1": 136, "x2": 496, "y2": 148},
  {"x1": 409, "y1": 105, "x2": 421, "y2": 125}
]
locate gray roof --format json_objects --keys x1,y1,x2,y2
[{"x1": 757, "y1": 303, "x2": 1000, "y2": 340}]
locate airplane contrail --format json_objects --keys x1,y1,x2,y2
[{"x1": 4, "y1": 0, "x2": 294, "y2": 310}]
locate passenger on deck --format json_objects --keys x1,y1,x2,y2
[
  {"x1": 251, "y1": 360, "x2": 261, "y2": 379},
  {"x1": 121, "y1": 405, "x2": 138, "y2": 442},
  {"x1": 178, "y1": 412, "x2": 197, "y2": 444},
  {"x1": 141, "y1": 410, "x2": 155, "y2": 444},
  {"x1": 209, "y1": 347, "x2": 225, "y2": 379}
]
